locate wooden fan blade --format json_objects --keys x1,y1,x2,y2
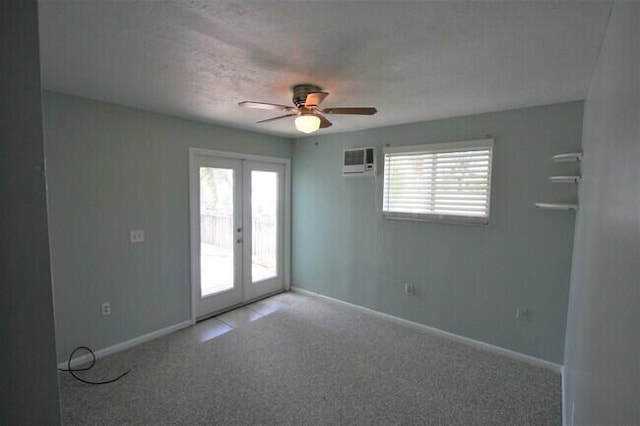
[
  {"x1": 322, "y1": 107, "x2": 377, "y2": 115},
  {"x1": 256, "y1": 113, "x2": 297, "y2": 124},
  {"x1": 317, "y1": 113, "x2": 332, "y2": 128},
  {"x1": 304, "y1": 92, "x2": 329, "y2": 107},
  {"x1": 239, "y1": 101, "x2": 296, "y2": 112}
]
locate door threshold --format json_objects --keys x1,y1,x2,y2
[{"x1": 195, "y1": 289, "x2": 286, "y2": 323}]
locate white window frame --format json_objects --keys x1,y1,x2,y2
[{"x1": 382, "y1": 139, "x2": 494, "y2": 225}]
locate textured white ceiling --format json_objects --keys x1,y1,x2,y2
[{"x1": 38, "y1": 1, "x2": 611, "y2": 138}]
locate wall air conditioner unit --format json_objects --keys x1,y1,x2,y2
[{"x1": 342, "y1": 147, "x2": 376, "y2": 177}]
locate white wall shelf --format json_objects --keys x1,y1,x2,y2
[
  {"x1": 549, "y1": 175, "x2": 581, "y2": 184},
  {"x1": 552, "y1": 152, "x2": 583, "y2": 162},
  {"x1": 536, "y1": 152, "x2": 582, "y2": 211},
  {"x1": 535, "y1": 203, "x2": 579, "y2": 211}
]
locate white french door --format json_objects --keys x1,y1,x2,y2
[{"x1": 190, "y1": 150, "x2": 287, "y2": 320}]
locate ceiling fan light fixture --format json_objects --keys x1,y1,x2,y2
[{"x1": 294, "y1": 114, "x2": 321, "y2": 134}]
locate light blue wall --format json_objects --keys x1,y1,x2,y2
[
  {"x1": 292, "y1": 102, "x2": 583, "y2": 363},
  {"x1": 563, "y1": 1, "x2": 639, "y2": 424},
  {"x1": 0, "y1": 1, "x2": 60, "y2": 423},
  {"x1": 43, "y1": 91, "x2": 291, "y2": 362}
]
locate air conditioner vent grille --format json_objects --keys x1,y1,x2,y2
[{"x1": 344, "y1": 150, "x2": 365, "y2": 166}]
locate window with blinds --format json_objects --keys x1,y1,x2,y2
[{"x1": 383, "y1": 139, "x2": 493, "y2": 225}]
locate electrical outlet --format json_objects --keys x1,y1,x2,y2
[
  {"x1": 101, "y1": 301, "x2": 111, "y2": 316},
  {"x1": 516, "y1": 306, "x2": 531, "y2": 320},
  {"x1": 130, "y1": 229, "x2": 145, "y2": 243},
  {"x1": 404, "y1": 282, "x2": 415, "y2": 295}
]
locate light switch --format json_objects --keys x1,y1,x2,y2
[{"x1": 130, "y1": 229, "x2": 145, "y2": 243}]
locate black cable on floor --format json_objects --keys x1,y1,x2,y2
[{"x1": 58, "y1": 346, "x2": 130, "y2": 385}]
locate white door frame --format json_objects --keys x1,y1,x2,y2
[{"x1": 188, "y1": 148, "x2": 291, "y2": 324}]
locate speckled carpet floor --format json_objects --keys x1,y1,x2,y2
[{"x1": 58, "y1": 291, "x2": 561, "y2": 425}]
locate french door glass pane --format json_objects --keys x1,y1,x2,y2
[
  {"x1": 200, "y1": 167, "x2": 234, "y2": 297},
  {"x1": 251, "y1": 171, "x2": 278, "y2": 282}
]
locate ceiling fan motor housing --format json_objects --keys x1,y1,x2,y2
[{"x1": 292, "y1": 84, "x2": 322, "y2": 108}]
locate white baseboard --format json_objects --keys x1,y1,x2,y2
[
  {"x1": 291, "y1": 286, "x2": 562, "y2": 373},
  {"x1": 57, "y1": 319, "x2": 193, "y2": 369}
]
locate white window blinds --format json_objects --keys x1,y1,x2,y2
[{"x1": 383, "y1": 139, "x2": 493, "y2": 224}]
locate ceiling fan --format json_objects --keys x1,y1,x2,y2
[{"x1": 238, "y1": 84, "x2": 377, "y2": 134}]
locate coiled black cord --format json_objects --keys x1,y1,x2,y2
[{"x1": 58, "y1": 346, "x2": 130, "y2": 385}]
